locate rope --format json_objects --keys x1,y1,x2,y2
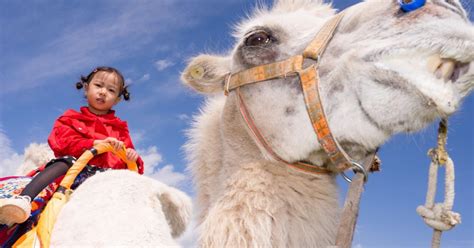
[{"x1": 416, "y1": 119, "x2": 461, "y2": 248}]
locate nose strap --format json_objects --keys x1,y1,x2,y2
[
  {"x1": 303, "y1": 13, "x2": 345, "y2": 60},
  {"x1": 225, "y1": 55, "x2": 303, "y2": 95}
]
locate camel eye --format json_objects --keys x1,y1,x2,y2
[
  {"x1": 398, "y1": 0, "x2": 426, "y2": 12},
  {"x1": 245, "y1": 31, "x2": 273, "y2": 47}
]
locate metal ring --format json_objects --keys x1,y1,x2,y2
[{"x1": 341, "y1": 161, "x2": 369, "y2": 183}]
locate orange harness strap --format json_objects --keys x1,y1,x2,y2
[
  {"x1": 225, "y1": 55, "x2": 303, "y2": 94},
  {"x1": 303, "y1": 13, "x2": 345, "y2": 60},
  {"x1": 298, "y1": 65, "x2": 352, "y2": 172}
]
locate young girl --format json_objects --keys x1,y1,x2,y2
[{"x1": 0, "y1": 66, "x2": 144, "y2": 225}]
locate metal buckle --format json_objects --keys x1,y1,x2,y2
[{"x1": 341, "y1": 161, "x2": 368, "y2": 183}]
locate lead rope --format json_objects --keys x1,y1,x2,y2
[{"x1": 416, "y1": 119, "x2": 461, "y2": 248}]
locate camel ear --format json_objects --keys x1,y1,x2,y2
[
  {"x1": 159, "y1": 185, "x2": 193, "y2": 238},
  {"x1": 181, "y1": 54, "x2": 231, "y2": 94}
]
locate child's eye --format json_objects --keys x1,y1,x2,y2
[
  {"x1": 94, "y1": 83, "x2": 102, "y2": 87},
  {"x1": 108, "y1": 89, "x2": 116, "y2": 93}
]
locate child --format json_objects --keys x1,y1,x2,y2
[{"x1": 0, "y1": 66, "x2": 144, "y2": 225}]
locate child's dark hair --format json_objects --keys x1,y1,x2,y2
[{"x1": 75, "y1": 66, "x2": 130, "y2": 101}]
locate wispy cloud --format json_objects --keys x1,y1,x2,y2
[
  {"x1": 154, "y1": 59, "x2": 176, "y2": 71},
  {"x1": 140, "y1": 73, "x2": 150, "y2": 82},
  {"x1": 0, "y1": 1, "x2": 199, "y2": 95},
  {"x1": 178, "y1": 114, "x2": 190, "y2": 121}
]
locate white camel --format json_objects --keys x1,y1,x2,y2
[
  {"x1": 14, "y1": 143, "x2": 192, "y2": 247},
  {"x1": 181, "y1": 0, "x2": 474, "y2": 247},
  {"x1": 51, "y1": 170, "x2": 192, "y2": 247}
]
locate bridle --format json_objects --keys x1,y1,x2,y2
[{"x1": 224, "y1": 12, "x2": 373, "y2": 180}]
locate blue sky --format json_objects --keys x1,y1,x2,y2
[{"x1": 0, "y1": 0, "x2": 472, "y2": 247}]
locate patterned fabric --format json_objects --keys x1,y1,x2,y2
[
  {"x1": 0, "y1": 176, "x2": 57, "y2": 246},
  {"x1": 0, "y1": 165, "x2": 106, "y2": 246},
  {"x1": 71, "y1": 165, "x2": 107, "y2": 190}
]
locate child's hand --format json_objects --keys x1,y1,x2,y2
[
  {"x1": 94, "y1": 137, "x2": 124, "y2": 151},
  {"x1": 126, "y1": 148, "x2": 139, "y2": 162}
]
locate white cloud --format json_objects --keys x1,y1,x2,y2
[
  {"x1": 154, "y1": 59, "x2": 175, "y2": 71},
  {"x1": 148, "y1": 164, "x2": 187, "y2": 187},
  {"x1": 139, "y1": 146, "x2": 188, "y2": 187},
  {"x1": 140, "y1": 73, "x2": 150, "y2": 81},
  {"x1": 0, "y1": 129, "x2": 24, "y2": 177},
  {"x1": 139, "y1": 146, "x2": 163, "y2": 169}
]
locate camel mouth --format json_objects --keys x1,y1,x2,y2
[
  {"x1": 426, "y1": 54, "x2": 471, "y2": 83},
  {"x1": 376, "y1": 52, "x2": 473, "y2": 115}
]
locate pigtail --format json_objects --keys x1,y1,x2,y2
[
  {"x1": 75, "y1": 81, "x2": 83, "y2": 90},
  {"x1": 121, "y1": 86, "x2": 131, "y2": 101},
  {"x1": 75, "y1": 75, "x2": 88, "y2": 90}
]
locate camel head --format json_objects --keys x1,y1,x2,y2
[{"x1": 182, "y1": 0, "x2": 473, "y2": 165}]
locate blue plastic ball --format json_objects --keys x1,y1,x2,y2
[{"x1": 398, "y1": 0, "x2": 426, "y2": 12}]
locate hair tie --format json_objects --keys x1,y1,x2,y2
[
  {"x1": 76, "y1": 81, "x2": 84, "y2": 90},
  {"x1": 122, "y1": 87, "x2": 130, "y2": 101}
]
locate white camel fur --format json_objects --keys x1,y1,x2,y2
[
  {"x1": 181, "y1": 0, "x2": 474, "y2": 247},
  {"x1": 17, "y1": 144, "x2": 192, "y2": 247},
  {"x1": 51, "y1": 170, "x2": 192, "y2": 247}
]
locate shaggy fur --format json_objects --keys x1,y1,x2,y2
[
  {"x1": 51, "y1": 170, "x2": 192, "y2": 247},
  {"x1": 181, "y1": 0, "x2": 474, "y2": 247}
]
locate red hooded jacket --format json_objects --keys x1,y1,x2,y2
[{"x1": 48, "y1": 106, "x2": 144, "y2": 174}]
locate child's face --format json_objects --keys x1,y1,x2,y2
[{"x1": 84, "y1": 71, "x2": 122, "y2": 115}]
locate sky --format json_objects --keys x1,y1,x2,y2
[{"x1": 0, "y1": 0, "x2": 472, "y2": 247}]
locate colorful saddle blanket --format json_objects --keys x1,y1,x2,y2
[
  {"x1": 0, "y1": 176, "x2": 57, "y2": 246},
  {"x1": 0, "y1": 165, "x2": 105, "y2": 247}
]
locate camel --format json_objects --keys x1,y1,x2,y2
[
  {"x1": 50, "y1": 170, "x2": 192, "y2": 247},
  {"x1": 8, "y1": 144, "x2": 192, "y2": 247},
  {"x1": 181, "y1": 0, "x2": 474, "y2": 247}
]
